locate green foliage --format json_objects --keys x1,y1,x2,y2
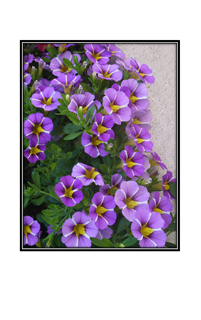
[{"x1": 169, "y1": 181, "x2": 177, "y2": 199}]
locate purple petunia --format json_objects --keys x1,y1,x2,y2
[
  {"x1": 116, "y1": 58, "x2": 135, "y2": 72},
  {"x1": 150, "y1": 152, "x2": 167, "y2": 170},
  {"x1": 68, "y1": 92, "x2": 100, "y2": 118},
  {"x1": 81, "y1": 132, "x2": 108, "y2": 158},
  {"x1": 24, "y1": 72, "x2": 32, "y2": 87},
  {"x1": 47, "y1": 225, "x2": 62, "y2": 235},
  {"x1": 126, "y1": 109, "x2": 152, "y2": 137},
  {"x1": 119, "y1": 146, "x2": 145, "y2": 178},
  {"x1": 99, "y1": 173, "x2": 125, "y2": 196},
  {"x1": 103, "y1": 88, "x2": 130, "y2": 125},
  {"x1": 103, "y1": 44, "x2": 125, "y2": 59},
  {"x1": 162, "y1": 171, "x2": 176, "y2": 199},
  {"x1": 54, "y1": 175, "x2": 83, "y2": 207},
  {"x1": 24, "y1": 216, "x2": 40, "y2": 246},
  {"x1": 149, "y1": 191, "x2": 173, "y2": 229},
  {"x1": 92, "y1": 63, "x2": 123, "y2": 82},
  {"x1": 114, "y1": 181, "x2": 150, "y2": 222},
  {"x1": 131, "y1": 208, "x2": 166, "y2": 247},
  {"x1": 130, "y1": 124, "x2": 153, "y2": 153},
  {"x1": 24, "y1": 112, "x2": 53, "y2": 144},
  {"x1": 84, "y1": 44, "x2": 111, "y2": 64},
  {"x1": 71, "y1": 162, "x2": 104, "y2": 186},
  {"x1": 24, "y1": 139, "x2": 46, "y2": 163},
  {"x1": 95, "y1": 226, "x2": 113, "y2": 240},
  {"x1": 30, "y1": 87, "x2": 62, "y2": 111},
  {"x1": 91, "y1": 113, "x2": 114, "y2": 141},
  {"x1": 24, "y1": 54, "x2": 34, "y2": 72},
  {"x1": 50, "y1": 51, "x2": 81, "y2": 77},
  {"x1": 89, "y1": 192, "x2": 117, "y2": 229},
  {"x1": 130, "y1": 58, "x2": 155, "y2": 84},
  {"x1": 61, "y1": 211, "x2": 98, "y2": 248},
  {"x1": 51, "y1": 73, "x2": 82, "y2": 94}
]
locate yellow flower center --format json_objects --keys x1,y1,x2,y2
[
  {"x1": 64, "y1": 185, "x2": 74, "y2": 198},
  {"x1": 96, "y1": 205, "x2": 107, "y2": 216},
  {"x1": 164, "y1": 181, "x2": 170, "y2": 190},
  {"x1": 60, "y1": 64, "x2": 72, "y2": 73},
  {"x1": 42, "y1": 96, "x2": 52, "y2": 105},
  {"x1": 139, "y1": 72, "x2": 146, "y2": 77},
  {"x1": 140, "y1": 223, "x2": 153, "y2": 238},
  {"x1": 24, "y1": 225, "x2": 31, "y2": 237},
  {"x1": 132, "y1": 118, "x2": 141, "y2": 125},
  {"x1": 30, "y1": 146, "x2": 41, "y2": 155},
  {"x1": 85, "y1": 168, "x2": 99, "y2": 180},
  {"x1": 125, "y1": 197, "x2": 138, "y2": 209},
  {"x1": 33, "y1": 124, "x2": 45, "y2": 136},
  {"x1": 78, "y1": 105, "x2": 88, "y2": 114},
  {"x1": 110, "y1": 102, "x2": 121, "y2": 113},
  {"x1": 91, "y1": 51, "x2": 102, "y2": 61},
  {"x1": 91, "y1": 136, "x2": 103, "y2": 146},
  {"x1": 154, "y1": 207, "x2": 163, "y2": 214},
  {"x1": 129, "y1": 93, "x2": 139, "y2": 104},
  {"x1": 97, "y1": 124, "x2": 108, "y2": 134},
  {"x1": 102, "y1": 70, "x2": 112, "y2": 78},
  {"x1": 126, "y1": 157, "x2": 136, "y2": 168},
  {"x1": 73, "y1": 224, "x2": 85, "y2": 238}
]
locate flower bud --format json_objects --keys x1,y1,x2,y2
[
  {"x1": 92, "y1": 72, "x2": 97, "y2": 79},
  {"x1": 81, "y1": 61, "x2": 88, "y2": 70},
  {"x1": 65, "y1": 94, "x2": 70, "y2": 102},
  {"x1": 38, "y1": 60, "x2": 46, "y2": 76},
  {"x1": 77, "y1": 85, "x2": 83, "y2": 94}
]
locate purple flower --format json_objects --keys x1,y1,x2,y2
[
  {"x1": 162, "y1": 171, "x2": 176, "y2": 199},
  {"x1": 47, "y1": 225, "x2": 62, "y2": 235},
  {"x1": 114, "y1": 181, "x2": 150, "y2": 221},
  {"x1": 116, "y1": 58, "x2": 135, "y2": 72},
  {"x1": 126, "y1": 109, "x2": 152, "y2": 136},
  {"x1": 81, "y1": 132, "x2": 108, "y2": 158},
  {"x1": 30, "y1": 87, "x2": 62, "y2": 111},
  {"x1": 89, "y1": 192, "x2": 116, "y2": 229},
  {"x1": 149, "y1": 191, "x2": 173, "y2": 229},
  {"x1": 35, "y1": 57, "x2": 51, "y2": 72},
  {"x1": 68, "y1": 92, "x2": 100, "y2": 118},
  {"x1": 95, "y1": 226, "x2": 113, "y2": 240},
  {"x1": 24, "y1": 54, "x2": 34, "y2": 72},
  {"x1": 50, "y1": 51, "x2": 81, "y2": 77},
  {"x1": 92, "y1": 63, "x2": 123, "y2": 82},
  {"x1": 103, "y1": 44, "x2": 125, "y2": 59},
  {"x1": 120, "y1": 79, "x2": 150, "y2": 115},
  {"x1": 24, "y1": 72, "x2": 32, "y2": 87},
  {"x1": 131, "y1": 208, "x2": 166, "y2": 247},
  {"x1": 24, "y1": 216, "x2": 40, "y2": 246},
  {"x1": 99, "y1": 173, "x2": 125, "y2": 196},
  {"x1": 119, "y1": 146, "x2": 145, "y2": 178},
  {"x1": 61, "y1": 211, "x2": 98, "y2": 248},
  {"x1": 24, "y1": 139, "x2": 46, "y2": 163},
  {"x1": 130, "y1": 58, "x2": 155, "y2": 84},
  {"x1": 103, "y1": 88, "x2": 130, "y2": 125},
  {"x1": 150, "y1": 152, "x2": 167, "y2": 170},
  {"x1": 24, "y1": 112, "x2": 53, "y2": 144},
  {"x1": 54, "y1": 175, "x2": 83, "y2": 207},
  {"x1": 71, "y1": 162, "x2": 104, "y2": 186},
  {"x1": 51, "y1": 73, "x2": 81, "y2": 95},
  {"x1": 91, "y1": 113, "x2": 114, "y2": 141},
  {"x1": 130, "y1": 124, "x2": 153, "y2": 153},
  {"x1": 84, "y1": 44, "x2": 111, "y2": 64}
]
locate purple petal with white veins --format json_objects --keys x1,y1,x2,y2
[
  {"x1": 62, "y1": 233, "x2": 78, "y2": 247},
  {"x1": 149, "y1": 230, "x2": 166, "y2": 247},
  {"x1": 92, "y1": 192, "x2": 104, "y2": 207},
  {"x1": 78, "y1": 235, "x2": 92, "y2": 247},
  {"x1": 148, "y1": 211, "x2": 164, "y2": 229},
  {"x1": 60, "y1": 175, "x2": 74, "y2": 188},
  {"x1": 27, "y1": 234, "x2": 38, "y2": 246}
]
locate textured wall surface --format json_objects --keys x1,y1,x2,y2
[{"x1": 116, "y1": 43, "x2": 177, "y2": 245}]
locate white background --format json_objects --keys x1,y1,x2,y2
[{"x1": 1, "y1": 1, "x2": 200, "y2": 319}]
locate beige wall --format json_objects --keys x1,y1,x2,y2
[{"x1": 116, "y1": 43, "x2": 177, "y2": 244}]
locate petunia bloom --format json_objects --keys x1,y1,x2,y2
[
  {"x1": 84, "y1": 44, "x2": 111, "y2": 64},
  {"x1": 103, "y1": 88, "x2": 130, "y2": 125},
  {"x1": 68, "y1": 92, "x2": 100, "y2": 118},
  {"x1": 95, "y1": 226, "x2": 113, "y2": 240},
  {"x1": 99, "y1": 173, "x2": 125, "y2": 196},
  {"x1": 131, "y1": 208, "x2": 166, "y2": 247},
  {"x1": 91, "y1": 113, "x2": 114, "y2": 141},
  {"x1": 54, "y1": 175, "x2": 83, "y2": 207},
  {"x1": 24, "y1": 139, "x2": 46, "y2": 163},
  {"x1": 24, "y1": 54, "x2": 34, "y2": 72},
  {"x1": 150, "y1": 152, "x2": 167, "y2": 170},
  {"x1": 71, "y1": 162, "x2": 104, "y2": 186},
  {"x1": 89, "y1": 192, "x2": 116, "y2": 229},
  {"x1": 162, "y1": 171, "x2": 176, "y2": 199},
  {"x1": 81, "y1": 132, "x2": 108, "y2": 158},
  {"x1": 50, "y1": 51, "x2": 81, "y2": 77},
  {"x1": 116, "y1": 58, "x2": 135, "y2": 72},
  {"x1": 114, "y1": 181, "x2": 150, "y2": 221},
  {"x1": 126, "y1": 109, "x2": 152, "y2": 137},
  {"x1": 130, "y1": 58, "x2": 155, "y2": 84},
  {"x1": 61, "y1": 211, "x2": 98, "y2": 247},
  {"x1": 103, "y1": 44, "x2": 125, "y2": 59},
  {"x1": 149, "y1": 191, "x2": 173, "y2": 229},
  {"x1": 30, "y1": 87, "x2": 62, "y2": 111},
  {"x1": 51, "y1": 73, "x2": 81, "y2": 95},
  {"x1": 24, "y1": 112, "x2": 53, "y2": 144},
  {"x1": 92, "y1": 63, "x2": 123, "y2": 82},
  {"x1": 130, "y1": 124, "x2": 153, "y2": 153},
  {"x1": 24, "y1": 216, "x2": 40, "y2": 246},
  {"x1": 119, "y1": 146, "x2": 145, "y2": 178}
]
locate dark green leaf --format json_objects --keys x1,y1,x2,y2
[
  {"x1": 66, "y1": 112, "x2": 80, "y2": 125},
  {"x1": 27, "y1": 181, "x2": 38, "y2": 189},
  {"x1": 51, "y1": 125, "x2": 64, "y2": 136},
  {"x1": 86, "y1": 105, "x2": 95, "y2": 124},
  {"x1": 32, "y1": 170, "x2": 41, "y2": 189},
  {"x1": 48, "y1": 185, "x2": 57, "y2": 197},
  {"x1": 90, "y1": 237, "x2": 104, "y2": 247},
  {"x1": 63, "y1": 131, "x2": 83, "y2": 140},
  {"x1": 168, "y1": 221, "x2": 177, "y2": 232},
  {"x1": 81, "y1": 83, "x2": 94, "y2": 93},
  {"x1": 63, "y1": 58, "x2": 74, "y2": 70},
  {"x1": 117, "y1": 217, "x2": 131, "y2": 234},
  {"x1": 41, "y1": 209, "x2": 56, "y2": 216},
  {"x1": 63, "y1": 123, "x2": 82, "y2": 134},
  {"x1": 31, "y1": 196, "x2": 45, "y2": 206},
  {"x1": 103, "y1": 156, "x2": 111, "y2": 167},
  {"x1": 169, "y1": 181, "x2": 177, "y2": 199},
  {"x1": 66, "y1": 151, "x2": 72, "y2": 158},
  {"x1": 165, "y1": 242, "x2": 177, "y2": 248},
  {"x1": 23, "y1": 198, "x2": 29, "y2": 209},
  {"x1": 122, "y1": 237, "x2": 138, "y2": 247},
  {"x1": 100, "y1": 164, "x2": 108, "y2": 173},
  {"x1": 102, "y1": 239, "x2": 115, "y2": 248}
]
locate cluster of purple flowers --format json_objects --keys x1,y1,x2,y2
[{"x1": 23, "y1": 43, "x2": 176, "y2": 248}]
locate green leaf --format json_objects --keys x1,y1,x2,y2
[
  {"x1": 116, "y1": 217, "x2": 131, "y2": 234},
  {"x1": 48, "y1": 185, "x2": 57, "y2": 197},
  {"x1": 56, "y1": 105, "x2": 69, "y2": 116},
  {"x1": 63, "y1": 131, "x2": 83, "y2": 140},
  {"x1": 63, "y1": 58, "x2": 74, "y2": 70},
  {"x1": 27, "y1": 181, "x2": 38, "y2": 189},
  {"x1": 103, "y1": 156, "x2": 111, "y2": 167},
  {"x1": 100, "y1": 164, "x2": 108, "y2": 173},
  {"x1": 63, "y1": 123, "x2": 82, "y2": 134},
  {"x1": 122, "y1": 237, "x2": 138, "y2": 247},
  {"x1": 90, "y1": 238, "x2": 104, "y2": 247},
  {"x1": 41, "y1": 209, "x2": 56, "y2": 216},
  {"x1": 51, "y1": 125, "x2": 64, "y2": 136},
  {"x1": 165, "y1": 242, "x2": 177, "y2": 248},
  {"x1": 66, "y1": 112, "x2": 80, "y2": 125},
  {"x1": 169, "y1": 181, "x2": 177, "y2": 199},
  {"x1": 102, "y1": 239, "x2": 115, "y2": 248},
  {"x1": 46, "y1": 143, "x2": 61, "y2": 155},
  {"x1": 31, "y1": 196, "x2": 45, "y2": 206},
  {"x1": 32, "y1": 170, "x2": 41, "y2": 189},
  {"x1": 81, "y1": 83, "x2": 94, "y2": 93},
  {"x1": 86, "y1": 105, "x2": 95, "y2": 124},
  {"x1": 168, "y1": 221, "x2": 177, "y2": 232},
  {"x1": 66, "y1": 151, "x2": 72, "y2": 158},
  {"x1": 23, "y1": 197, "x2": 29, "y2": 209},
  {"x1": 58, "y1": 98, "x2": 65, "y2": 105}
]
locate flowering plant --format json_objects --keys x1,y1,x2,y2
[{"x1": 22, "y1": 42, "x2": 177, "y2": 249}]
